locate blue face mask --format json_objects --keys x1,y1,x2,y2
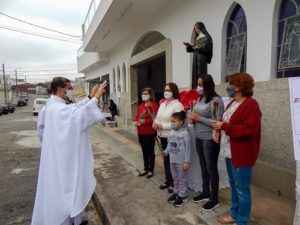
[
  {"x1": 226, "y1": 85, "x2": 237, "y2": 98},
  {"x1": 196, "y1": 86, "x2": 204, "y2": 95},
  {"x1": 171, "y1": 123, "x2": 179, "y2": 130}
]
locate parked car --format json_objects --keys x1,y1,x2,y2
[
  {"x1": 2, "y1": 103, "x2": 15, "y2": 113},
  {"x1": 33, "y1": 98, "x2": 47, "y2": 116},
  {"x1": 0, "y1": 104, "x2": 9, "y2": 114},
  {"x1": 20, "y1": 92, "x2": 29, "y2": 102},
  {"x1": 17, "y1": 96, "x2": 28, "y2": 106},
  {"x1": 0, "y1": 105, "x2": 3, "y2": 116}
]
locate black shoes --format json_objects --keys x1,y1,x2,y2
[
  {"x1": 201, "y1": 200, "x2": 220, "y2": 211},
  {"x1": 167, "y1": 194, "x2": 178, "y2": 204},
  {"x1": 173, "y1": 196, "x2": 188, "y2": 207},
  {"x1": 192, "y1": 193, "x2": 210, "y2": 203}
]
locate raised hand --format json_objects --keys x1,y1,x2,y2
[
  {"x1": 90, "y1": 84, "x2": 99, "y2": 97},
  {"x1": 95, "y1": 80, "x2": 108, "y2": 100}
]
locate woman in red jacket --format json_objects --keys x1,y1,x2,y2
[
  {"x1": 211, "y1": 73, "x2": 262, "y2": 225},
  {"x1": 134, "y1": 87, "x2": 159, "y2": 178}
]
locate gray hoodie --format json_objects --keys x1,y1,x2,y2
[{"x1": 164, "y1": 128, "x2": 191, "y2": 164}]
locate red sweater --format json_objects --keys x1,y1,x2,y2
[
  {"x1": 221, "y1": 97, "x2": 262, "y2": 168},
  {"x1": 134, "y1": 101, "x2": 159, "y2": 135}
]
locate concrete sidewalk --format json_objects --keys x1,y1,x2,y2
[{"x1": 89, "y1": 126, "x2": 295, "y2": 225}]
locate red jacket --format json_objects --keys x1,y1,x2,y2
[
  {"x1": 134, "y1": 101, "x2": 159, "y2": 135},
  {"x1": 221, "y1": 97, "x2": 262, "y2": 168}
]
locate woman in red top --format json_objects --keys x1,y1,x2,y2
[
  {"x1": 134, "y1": 87, "x2": 159, "y2": 178},
  {"x1": 211, "y1": 73, "x2": 262, "y2": 225}
]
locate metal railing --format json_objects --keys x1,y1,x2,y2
[{"x1": 82, "y1": 0, "x2": 102, "y2": 36}]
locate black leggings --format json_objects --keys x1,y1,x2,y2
[
  {"x1": 196, "y1": 138, "x2": 220, "y2": 202},
  {"x1": 138, "y1": 134, "x2": 156, "y2": 172},
  {"x1": 160, "y1": 137, "x2": 173, "y2": 187}
]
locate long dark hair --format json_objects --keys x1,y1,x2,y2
[
  {"x1": 194, "y1": 22, "x2": 213, "y2": 63},
  {"x1": 199, "y1": 74, "x2": 219, "y2": 103}
]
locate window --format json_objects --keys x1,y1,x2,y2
[
  {"x1": 131, "y1": 31, "x2": 165, "y2": 56},
  {"x1": 277, "y1": 0, "x2": 300, "y2": 78},
  {"x1": 112, "y1": 68, "x2": 116, "y2": 92},
  {"x1": 122, "y1": 63, "x2": 127, "y2": 92},
  {"x1": 117, "y1": 66, "x2": 121, "y2": 92},
  {"x1": 225, "y1": 4, "x2": 247, "y2": 77}
]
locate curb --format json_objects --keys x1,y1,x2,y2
[{"x1": 92, "y1": 184, "x2": 127, "y2": 225}]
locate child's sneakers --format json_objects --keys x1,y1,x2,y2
[
  {"x1": 173, "y1": 196, "x2": 188, "y2": 207},
  {"x1": 167, "y1": 194, "x2": 178, "y2": 204}
]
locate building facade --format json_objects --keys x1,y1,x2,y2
[{"x1": 78, "y1": 0, "x2": 299, "y2": 200}]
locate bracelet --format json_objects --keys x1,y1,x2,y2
[{"x1": 88, "y1": 95, "x2": 92, "y2": 99}]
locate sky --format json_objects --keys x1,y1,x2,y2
[{"x1": 0, "y1": 0, "x2": 90, "y2": 83}]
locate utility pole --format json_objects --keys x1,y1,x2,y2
[
  {"x1": 15, "y1": 69, "x2": 18, "y2": 97},
  {"x1": 2, "y1": 64, "x2": 7, "y2": 103}
]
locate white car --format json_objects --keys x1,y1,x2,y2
[{"x1": 33, "y1": 98, "x2": 47, "y2": 116}]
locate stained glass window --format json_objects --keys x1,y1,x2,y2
[{"x1": 225, "y1": 4, "x2": 247, "y2": 77}]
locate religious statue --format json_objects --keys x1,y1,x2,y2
[{"x1": 184, "y1": 22, "x2": 213, "y2": 88}]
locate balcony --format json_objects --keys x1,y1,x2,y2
[
  {"x1": 81, "y1": 0, "x2": 171, "y2": 53},
  {"x1": 77, "y1": 46, "x2": 109, "y2": 73}
]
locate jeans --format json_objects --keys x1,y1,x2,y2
[
  {"x1": 170, "y1": 163, "x2": 188, "y2": 197},
  {"x1": 225, "y1": 158, "x2": 252, "y2": 225},
  {"x1": 138, "y1": 134, "x2": 156, "y2": 172},
  {"x1": 160, "y1": 137, "x2": 173, "y2": 186},
  {"x1": 196, "y1": 139, "x2": 220, "y2": 203}
]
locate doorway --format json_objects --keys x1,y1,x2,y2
[{"x1": 137, "y1": 54, "x2": 166, "y2": 104}]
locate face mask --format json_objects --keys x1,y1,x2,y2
[
  {"x1": 142, "y1": 94, "x2": 150, "y2": 102},
  {"x1": 65, "y1": 90, "x2": 74, "y2": 101},
  {"x1": 196, "y1": 86, "x2": 204, "y2": 95},
  {"x1": 164, "y1": 91, "x2": 173, "y2": 99},
  {"x1": 171, "y1": 123, "x2": 179, "y2": 130},
  {"x1": 226, "y1": 85, "x2": 237, "y2": 98}
]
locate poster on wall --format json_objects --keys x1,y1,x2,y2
[{"x1": 289, "y1": 77, "x2": 300, "y2": 160}]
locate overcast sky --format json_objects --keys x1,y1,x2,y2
[{"x1": 0, "y1": 0, "x2": 90, "y2": 83}]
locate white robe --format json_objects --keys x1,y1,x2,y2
[{"x1": 32, "y1": 95, "x2": 104, "y2": 225}]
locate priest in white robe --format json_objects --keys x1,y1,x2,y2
[{"x1": 31, "y1": 77, "x2": 107, "y2": 225}]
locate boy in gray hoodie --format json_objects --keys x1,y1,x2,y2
[{"x1": 162, "y1": 111, "x2": 191, "y2": 207}]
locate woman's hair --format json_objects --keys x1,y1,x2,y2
[
  {"x1": 198, "y1": 74, "x2": 219, "y2": 103},
  {"x1": 165, "y1": 82, "x2": 180, "y2": 99},
  {"x1": 171, "y1": 111, "x2": 186, "y2": 122},
  {"x1": 229, "y1": 73, "x2": 254, "y2": 97},
  {"x1": 142, "y1": 87, "x2": 155, "y2": 101}
]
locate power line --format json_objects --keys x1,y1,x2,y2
[
  {"x1": 0, "y1": 11, "x2": 81, "y2": 38},
  {"x1": 0, "y1": 25, "x2": 82, "y2": 43}
]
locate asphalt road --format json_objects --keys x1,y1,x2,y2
[
  {"x1": 0, "y1": 94, "x2": 103, "y2": 225},
  {"x1": 0, "y1": 94, "x2": 42, "y2": 225}
]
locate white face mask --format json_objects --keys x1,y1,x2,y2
[
  {"x1": 65, "y1": 90, "x2": 74, "y2": 101},
  {"x1": 164, "y1": 91, "x2": 173, "y2": 99},
  {"x1": 142, "y1": 94, "x2": 150, "y2": 102},
  {"x1": 196, "y1": 86, "x2": 204, "y2": 95}
]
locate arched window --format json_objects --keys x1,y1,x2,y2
[
  {"x1": 277, "y1": 0, "x2": 300, "y2": 78},
  {"x1": 122, "y1": 63, "x2": 127, "y2": 92},
  {"x1": 117, "y1": 66, "x2": 121, "y2": 92},
  {"x1": 225, "y1": 4, "x2": 247, "y2": 78},
  {"x1": 131, "y1": 31, "x2": 165, "y2": 56},
  {"x1": 112, "y1": 68, "x2": 116, "y2": 92}
]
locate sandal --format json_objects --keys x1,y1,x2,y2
[
  {"x1": 138, "y1": 171, "x2": 148, "y2": 176},
  {"x1": 159, "y1": 183, "x2": 168, "y2": 189},
  {"x1": 168, "y1": 186, "x2": 174, "y2": 193},
  {"x1": 146, "y1": 172, "x2": 153, "y2": 178},
  {"x1": 218, "y1": 215, "x2": 236, "y2": 224}
]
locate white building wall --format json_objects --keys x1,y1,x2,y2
[{"x1": 85, "y1": 0, "x2": 277, "y2": 87}]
